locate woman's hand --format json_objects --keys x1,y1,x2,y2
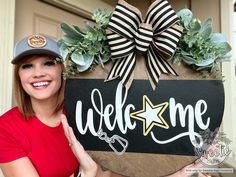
[{"x1": 61, "y1": 115, "x2": 98, "y2": 177}]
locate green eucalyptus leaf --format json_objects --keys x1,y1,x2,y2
[
  {"x1": 216, "y1": 53, "x2": 231, "y2": 61},
  {"x1": 209, "y1": 33, "x2": 227, "y2": 43},
  {"x1": 61, "y1": 47, "x2": 70, "y2": 60},
  {"x1": 97, "y1": 30, "x2": 105, "y2": 41},
  {"x1": 199, "y1": 18, "x2": 212, "y2": 39},
  {"x1": 181, "y1": 50, "x2": 192, "y2": 56},
  {"x1": 100, "y1": 50, "x2": 110, "y2": 63},
  {"x1": 62, "y1": 35, "x2": 79, "y2": 46},
  {"x1": 84, "y1": 21, "x2": 93, "y2": 31},
  {"x1": 196, "y1": 64, "x2": 212, "y2": 71},
  {"x1": 73, "y1": 25, "x2": 85, "y2": 35},
  {"x1": 57, "y1": 39, "x2": 70, "y2": 61},
  {"x1": 195, "y1": 58, "x2": 215, "y2": 66},
  {"x1": 182, "y1": 54, "x2": 196, "y2": 64},
  {"x1": 76, "y1": 54, "x2": 94, "y2": 72},
  {"x1": 61, "y1": 23, "x2": 83, "y2": 39},
  {"x1": 61, "y1": 50, "x2": 70, "y2": 61},
  {"x1": 177, "y1": 9, "x2": 192, "y2": 28},
  {"x1": 189, "y1": 19, "x2": 201, "y2": 32},
  {"x1": 216, "y1": 42, "x2": 232, "y2": 54},
  {"x1": 71, "y1": 51, "x2": 85, "y2": 66},
  {"x1": 57, "y1": 39, "x2": 64, "y2": 48},
  {"x1": 102, "y1": 55, "x2": 110, "y2": 63}
]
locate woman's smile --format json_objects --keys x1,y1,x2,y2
[{"x1": 31, "y1": 81, "x2": 51, "y2": 88}]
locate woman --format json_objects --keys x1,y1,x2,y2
[
  {"x1": 0, "y1": 34, "x2": 203, "y2": 177},
  {"x1": 0, "y1": 34, "x2": 99, "y2": 177},
  {"x1": 0, "y1": 34, "x2": 128, "y2": 177}
]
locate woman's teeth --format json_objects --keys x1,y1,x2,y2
[{"x1": 32, "y1": 82, "x2": 49, "y2": 87}]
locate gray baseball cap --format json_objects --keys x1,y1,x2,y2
[{"x1": 12, "y1": 34, "x2": 61, "y2": 64}]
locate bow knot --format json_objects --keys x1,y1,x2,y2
[
  {"x1": 106, "y1": 0, "x2": 183, "y2": 90},
  {"x1": 135, "y1": 23, "x2": 153, "y2": 53}
]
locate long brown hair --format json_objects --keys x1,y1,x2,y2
[{"x1": 13, "y1": 54, "x2": 65, "y2": 120}]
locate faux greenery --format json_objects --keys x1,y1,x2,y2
[
  {"x1": 57, "y1": 9, "x2": 112, "y2": 77},
  {"x1": 58, "y1": 8, "x2": 232, "y2": 79},
  {"x1": 172, "y1": 9, "x2": 232, "y2": 76}
]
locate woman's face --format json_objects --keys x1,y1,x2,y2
[{"x1": 18, "y1": 55, "x2": 62, "y2": 103}]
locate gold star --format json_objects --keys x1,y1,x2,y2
[{"x1": 130, "y1": 95, "x2": 169, "y2": 136}]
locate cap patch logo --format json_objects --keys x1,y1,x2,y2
[{"x1": 27, "y1": 35, "x2": 47, "y2": 48}]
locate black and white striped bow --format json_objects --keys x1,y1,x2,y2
[{"x1": 105, "y1": 0, "x2": 182, "y2": 90}]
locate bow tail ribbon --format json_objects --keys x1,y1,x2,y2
[
  {"x1": 105, "y1": 52, "x2": 136, "y2": 88},
  {"x1": 146, "y1": 22, "x2": 182, "y2": 89},
  {"x1": 146, "y1": 45, "x2": 178, "y2": 89}
]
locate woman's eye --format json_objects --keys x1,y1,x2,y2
[
  {"x1": 44, "y1": 61, "x2": 56, "y2": 66},
  {"x1": 21, "y1": 64, "x2": 32, "y2": 69}
]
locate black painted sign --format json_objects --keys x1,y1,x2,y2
[{"x1": 65, "y1": 79, "x2": 224, "y2": 156}]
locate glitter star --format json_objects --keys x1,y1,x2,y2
[{"x1": 130, "y1": 95, "x2": 169, "y2": 136}]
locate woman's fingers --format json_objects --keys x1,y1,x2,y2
[
  {"x1": 67, "y1": 126, "x2": 84, "y2": 157},
  {"x1": 61, "y1": 114, "x2": 98, "y2": 177},
  {"x1": 61, "y1": 114, "x2": 84, "y2": 155},
  {"x1": 67, "y1": 126, "x2": 97, "y2": 170},
  {"x1": 61, "y1": 114, "x2": 70, "y2": 140}
]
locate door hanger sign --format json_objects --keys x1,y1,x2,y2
[{"x1": 64, "y1": 79, "x2": 224, "y2": 156}]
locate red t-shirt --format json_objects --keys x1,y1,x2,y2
[{"x1": 0, "y1": 107, "x2": 79, "y2": 177}]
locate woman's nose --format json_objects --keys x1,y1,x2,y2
[{"x1": 33, "y1": 66, "x2": 46, "y2": 78}]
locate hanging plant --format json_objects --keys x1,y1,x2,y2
[{"x1": 172, "y1": 9, "x2": 232, "y2": 77}]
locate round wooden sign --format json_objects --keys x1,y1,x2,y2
[{"x1": 65, "y1": 59, "x2": 224, "y2": 177}]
